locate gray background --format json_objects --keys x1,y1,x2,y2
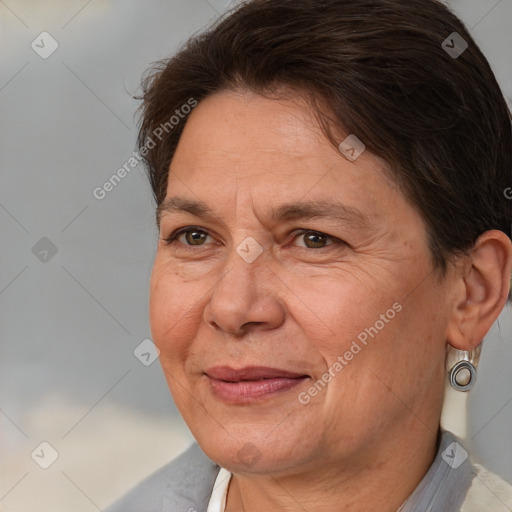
[{"x1": 0, "y1": 0, "x2": 511, "y2": 510}]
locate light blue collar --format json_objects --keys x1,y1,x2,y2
[{"x1": 401, "y1": 430, "x2": 473, "y2": 512}]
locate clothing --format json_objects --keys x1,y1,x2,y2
[
  {"x1": 207, "y1": 467, "x2": 231, "y2": 512},
  {"x1": 106, "y1": 430, "x2": 512, "y2": 512}
]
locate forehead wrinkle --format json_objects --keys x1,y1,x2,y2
[{"x1": 156, "y1": 192, "x2": 371, "y2": 235}]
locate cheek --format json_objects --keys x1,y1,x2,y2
[
  {"x1": 149, "y1": 262, "x2": 201, "y2": 358},
  {"x1": 320, "y1": 284, "x2": 447, "y2": 415},
  {"x1": 300, "y1": 269, "x2": 444, "y2": 398},
  {"x1": 294, "y1": 273, "x2": 396, "y2": 362}
]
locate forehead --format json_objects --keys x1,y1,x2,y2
[
  {"x1": 162, "y1": 89, "x2": 403, "y2": 225},
  {"x1": 171, "y1": 90, "x2": 389, "y2": 178},
  {"x1": 171, "y1": 89, "x2": 339, "y2": 172}
]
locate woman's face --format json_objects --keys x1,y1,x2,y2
[{"x1": 149, "y1": 89, "x2": 456, "y2": 475}]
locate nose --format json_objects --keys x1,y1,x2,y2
[{"x1": 203, "y1": 245, "x2": 285, "y2": 337}]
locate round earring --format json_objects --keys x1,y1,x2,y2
[
  {"x1": 449, "y1": 359, "x2": 477, "y2": 391},
  {"x1": 446, "y1": 345, "x2": 482, "y2": 392}
]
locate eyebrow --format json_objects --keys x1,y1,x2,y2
[
  {"x1": 156, "y1": 196, "x2": 370, "y2": 230},
  {"x1": 157, "y1": 197, "x2": 215, "y2": 226},
  {"x1": 268, "y1": 200, "x2": 369, "y2": 229}
]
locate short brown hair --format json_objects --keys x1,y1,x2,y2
[{"x1": 136, "y1": 0, "x2": 512, "y2": 275}]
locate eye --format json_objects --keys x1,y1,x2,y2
[
  {"x1": 162, "y1": 226, "x2": 214, "y2": 246},
  {"x1": 293, "y1": 230, "x2": 337, "y2": 249}
]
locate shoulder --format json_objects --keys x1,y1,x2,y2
[
  {"x1": 462, "y1": 463, "x2": 512, "y2": 512},
  {"x1": 105, "y1": 442, "x2": 220, "y2": 512}
]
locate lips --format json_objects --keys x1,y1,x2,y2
[
  {"x1": 205, "y1": 366, "x2": 309, "y2": 403},
  {"x1": 206, "y1": 365, "x2": 309, "y2": 381}
]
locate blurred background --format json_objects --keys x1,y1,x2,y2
[{"x1": 0, "y1": 0, "x2": 511, "y2": 510}]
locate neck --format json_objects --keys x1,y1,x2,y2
[{"x1": 225, "y1": 425, "x2": 440, "y2": 512}]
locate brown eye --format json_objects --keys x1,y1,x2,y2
[
  {"x1": 162, "y1": 227, "x2": 213, "y2": 246},
  {"x1": 295, "y1": 231, "x2": 333, "y2": 249},
  {"x1": 184, "y1": 230, "x2": 208, "y2": 245},
  {"x1": 304, "y1": 232, "x2": 328, "y2": 248}
]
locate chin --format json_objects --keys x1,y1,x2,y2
[{"x1": 192, "y1": 424, "x2": 317, "y2": 476}]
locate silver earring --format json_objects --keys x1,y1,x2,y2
[{"x1": 446, "y1": 345, "x2": 482, "y2": 392}]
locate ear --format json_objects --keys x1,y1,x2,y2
[{"x1": 446, "y1": 230, "x2": 512, "y2": 351}]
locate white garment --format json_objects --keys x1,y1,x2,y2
[
  {"x1": 206, "y1": 467, "x2": 232, "y2": 512},
  {"x1": 462, "y1": 463, "x2": 512, "y2": 512}
]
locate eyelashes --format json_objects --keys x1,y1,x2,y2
[
  {"x1": 162, "y1": 226, "x2": 212, "y2": 246},
  {"x1": 161, "y1": 226, "x2": 346, "y2": 250}
]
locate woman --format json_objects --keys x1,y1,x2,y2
[{"x1": 107, "y1": 0, "x2": 512, "y2": 510}]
